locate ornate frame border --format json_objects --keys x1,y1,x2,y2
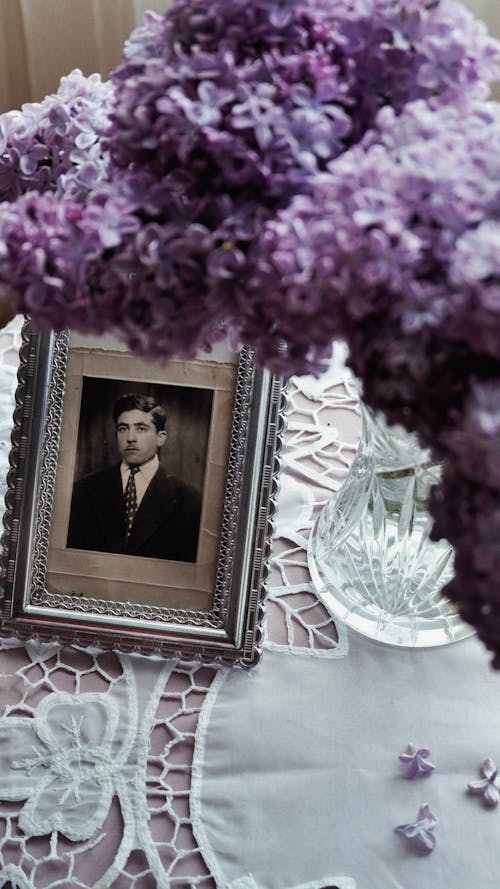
[{"x1": 0, "y1": 322, "x2": 287, "y2": 666}]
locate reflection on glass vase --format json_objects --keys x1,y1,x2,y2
[{"x1": 308, "y1": 403, "x2": 473, "y2": 647}]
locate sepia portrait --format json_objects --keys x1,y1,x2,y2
[
  {"x1": 46, "y1": 338, "x2": 237, "y2": 612},
  {"x1": 0, "y1": 325, "x2": 286, "y2": 664},
  {"x1": 66, "y1": 379, "x2": 211, "y2": 563}
]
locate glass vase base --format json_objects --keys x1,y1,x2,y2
[{"x1": 308, "y1": 514, "x2": 475, "y2": 649}]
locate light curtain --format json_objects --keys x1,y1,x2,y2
[
  {"x1": 0, "y1": 0, "x2": 498, "y2": 114},
  {"x1": 0, "y1": 0, "x2": 171, "y2": 114}
]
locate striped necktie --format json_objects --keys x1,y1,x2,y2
[{"x1": 124, "y1": 466, "x2": 140, "y2": 539}]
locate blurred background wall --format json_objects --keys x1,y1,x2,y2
[
  {"x1": 0, "y1": 0, "x2": 171, "y2": 113},
  {"x1": 0, "y1": 0, "x2": 498, "y2": 115}
]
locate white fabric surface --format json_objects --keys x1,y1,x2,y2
[{"x1": 194, "y1": 635, "x2": 500, "y2": 889}]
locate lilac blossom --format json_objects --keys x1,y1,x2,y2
[
  {"x1": 395, "y1": 803, "x2": 437, "y2": 853},
  {"x1": 468, "y1": 758, "x2": 500, "y2": 807},
  {"x1": 1, "y1": 0, "x2": 498, "y2": 360},
  {"x1": 399, "y1": 744, "x2": 436, "y2": 779},
  {"x1": 0, "y1": 69, "x2": 112, "y2": 203},
  {"x1": 1, "y1": 0, "x2": 498, "y2": 350},
  {"x1": 106, "y1": 0, "x2": 500, "y2": 191}
]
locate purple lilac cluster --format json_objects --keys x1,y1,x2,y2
[
  {"x1": 0, "y1": 69, "x2": 113, "y2": 203},
  {"x1": 102, "y1": 0, "x2": 500, "y2": 357},
  {"x1": 1, "y1": 0, "x2": 499, "y2": 352},
  {"x1": 396, "y1": 803, "x2": 437, "y2": 854},
  {"x1": 250, "y1": 98, "x2": 500, "y2": 660},
  {"x1": 1, "y1": 0, "x2": 500, "y2": 656},
  {"x1": 248, "y1": 99, "x2": 500, "y2": 381},
  {"x1": 468, "y1": 758, "x2": 500, "y2": 807}
]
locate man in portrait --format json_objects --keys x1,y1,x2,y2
[{"x1": 67, "y1": 393, "x2": 201, "y2": 562}]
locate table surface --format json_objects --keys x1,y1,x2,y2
[{"x1": 0, "y1": 318, "x2": 499, "y2": 889}]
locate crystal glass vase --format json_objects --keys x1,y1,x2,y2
[{"x1": 308, "y1": 403, "x2": 473, "y2": 647}]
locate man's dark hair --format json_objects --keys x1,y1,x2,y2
[{"x1": 112, "y1": 394, "x2": 167, "y2": 432}]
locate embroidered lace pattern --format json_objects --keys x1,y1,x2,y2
[
  {"x1": 0, "y1": 320, "x2": 360, "y2": 888},
  {"x1": 265, "y1": 346, "x2": 359, "y2": 658}
]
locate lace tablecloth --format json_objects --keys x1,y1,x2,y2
[{"x1": 0, "y1": 318, "x2": 499, "y2": 889}]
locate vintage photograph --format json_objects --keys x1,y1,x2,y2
[
  {"x1": 46, "y1": 340, "x2": 237, "y2": 612},
  {"x1": 0, "y1": 325, "x2": 286, "y2": 664},
  {"x1": 67, "y1": 378, "x2": 212, "y2": 563}
]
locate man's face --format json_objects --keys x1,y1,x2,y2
[{"x1": 116, "y1": 409, "x2": 166, "y2": 466}]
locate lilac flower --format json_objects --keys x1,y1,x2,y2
[
  {"x1": 396, "y1": 803, "x2": 437, "y2": 854},
  {"x1": 0, "y1": 69, "x2": 112, "y2": 203},
  {"x1": 230, "y1": 83, "x2": 279, "y2": 150},
  {"x1": 416, "y1": 3, "x2": 500, "y2": 101},
  {"x1": 287, "y1": 108, "x2": 346, "y2": 171},
  {"x1": 243, "y1": 97, "x2": 500, "y2": 382},
  {"x1": 468, "y1": 758, "x2": 500, "y2": 808},
  {"x1": 255, "y1": 0, "x2": 296, "y2": 29},
  {"x1": 399, "y1": 744, "x2": 436, "y2": 779}
]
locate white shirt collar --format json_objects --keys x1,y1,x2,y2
[{"x1": 120, "y1": 453, "x2": 159, "y2": 487}]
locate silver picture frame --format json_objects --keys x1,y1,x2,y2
[{"x1": 0, "y1": 320, "x2": 287, "y2": 666}]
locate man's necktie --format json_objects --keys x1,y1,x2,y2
[{"x1": 124, "y1": 466, "x2": 139, "y2": 539}]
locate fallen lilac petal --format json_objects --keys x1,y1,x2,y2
[
  {"x1": 468, "y1": 758, "x2": 500, "y2": 807},
  {"x1": 399, "y1": 744, "x2": 435, "y2": 778},
  {"x1": 396, "y1": 803, "x2": 437, "y2": 854},
  {"x1": 484, "y1": 783, "x2": 500, "y2": 808}
]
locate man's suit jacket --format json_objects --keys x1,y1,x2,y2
[{"x1": 67, "y1": 463, "x2": 201, "y2": 562}]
